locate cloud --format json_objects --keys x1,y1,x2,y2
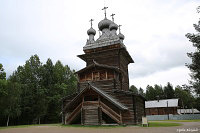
[
  {"x1": 129, "y1": 66, "x2": 191, "y2": 89},
  {"x1": 0, "y1": 0, "x2": 199, "y2": 88}
]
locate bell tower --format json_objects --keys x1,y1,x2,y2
[{"x1": 77, "y1": 7, "x2": 134, "y2": 91}]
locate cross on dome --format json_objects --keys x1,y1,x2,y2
[
  {"x1": 110, "y1": 13, "x2": 115, "y2": 22},
  {"x1": 102, "y1": 7, "x2": 108, "y2": 18},
  {"x1": 89, "y1": 19, "x2": 94, "y2": 27}
]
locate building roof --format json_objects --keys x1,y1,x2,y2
[
  {"x1": 63, "y1": 82, "x2": 128, "y2": 111},
  {"x1": 75, "y1": 60, "x2": 124, "y2": 74},
  {"x1": 89, "y1": 83, "x2": 128, "y2": 110},
  {"x1": 78, "y1": 47, "x2": 134, "y2": 63},
  {"x1": 145, "y1": 98, "x2": 179, "y2": 108},
  {"x1": 177, "y1": 109, "x2": 200, "y2": 114}
]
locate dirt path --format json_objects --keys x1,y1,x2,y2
[{"x1": 0, "y1": 122, "x2": 199, "y2": 133}]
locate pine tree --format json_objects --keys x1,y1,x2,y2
[{"x1": 186, "y1": 6, "x2": 200, "y2": 95}]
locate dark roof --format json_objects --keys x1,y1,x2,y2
[
  {"x1": 78, "y1": 47, "x2": 134, "y2": 63},
  {"x1": 75, "y1": 60, "x2": 124, "y2": 74},
  {"x1": 113, "y1": 89, "x2": 146, "y2": 101},
  {"x1": 63, "y1": 82, "x2": 128, "y2": 111},
  {"x1": 89, "y1": 83, "x2": 128, "y2": 110}
]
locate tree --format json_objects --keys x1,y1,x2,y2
[
  {"x1": 10, "y1": 55, "x2": 47, "y2": 124},
  {"x1": 0, "y1": 64, "x2": 6, "y2": 80},
  {"x1": 174, "y1": 85, "x2": 195, "y2": 109},
  {"x1": 138, "y1": 87, "x2": 145, "y2": 97},
  {"x1": 185, "y1": 7, "x2": 200, "y2": 95},
  {"x1": 2, "y1": 55, "x2": 78, "y2": 125},
  {"x1": 154, "y1": 84, "x2": 164, "y2": 99},
  {"x1": 129, "y1": 85, "x2": 138, "y2": 94},
  {"x1": 0, "y1": 65, "x2": 21, "y2": 126},
  {"x1": 163, "y1": 82, "x2": 175, "y2": 99},
  {"x1": 145, "y1": 85, "x2": 157, "y2": 100},
  {"x1": 3, "y1": 81, "x2": 21, "y2": 126}
]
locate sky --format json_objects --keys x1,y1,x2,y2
[{"x1": 0, "y1": 0, "x2": 200, "y2": 90}]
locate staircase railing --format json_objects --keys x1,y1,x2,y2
[
  {"x1": 66, "y1": 102, "x2": 82, "y2": 124},
  {"x1": 100, "y1": 101, "x2": 121, "y2": 124}
]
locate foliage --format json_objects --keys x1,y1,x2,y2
[
  {"x1": 0, "y1": 55, "x2": 77, "y2": 126},
  {"x1": 138, "y1": 87, "x2": 145, "y2": 97},
  {"x1": 145, "y1": 85, "x2": 157, "y2": 100},
  {"x1": 129, "y1": 85, "x2": 138, "y2": 94},
  {"x1": 163, "y1": 82, "x2": 175, "y2": 99},
  {"x1": 185, "y1": 13, "x2": 200, "y2": 95},
  {"x1": 174, "y1": 85, "x2": 195, "y2": 108},
  {"x1": 0, "y1": 64, "x2": 6, "y2": 80}
]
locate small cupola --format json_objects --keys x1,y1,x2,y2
[{"x1": 87, "y1": 19, "x2": 96, "y2": 44}]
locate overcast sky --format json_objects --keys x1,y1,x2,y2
[{"x1": 0, "y1": 0, "x2": 200, "y2": 89}]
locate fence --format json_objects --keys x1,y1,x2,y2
[{"x1": 147, "y1": 114, "x2": 200, "y2": 121}]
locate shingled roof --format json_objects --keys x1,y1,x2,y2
[
  {"x1": 75, "y1": 60, "x2": 124, "y2": 74},
  {"x1": 63, "y1": 82, "x2": 128, "y2": 111},
  {"x1": 145, "y1": 99, "x2": 179, "y2": 108}
]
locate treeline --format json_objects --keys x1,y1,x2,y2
[
  {"x1": 0, "y1": 55, "x2": 77, "y2": 126},
  {"x1": 130, "y1": 83, "x2": 200, "y2": 111}
]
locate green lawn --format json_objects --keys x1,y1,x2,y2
[
  {"x1": 147, "y1": 121, "x2": 182, "y2": 127},
  {"x1": 0, "y1": 124, "x2": 60, "y2": 130},
  {"x1": 61, "y1": 124, "x2": 126, "y2": 128},
  {"x1": 162, "y1": 119, "x2": 200, "y2": 122},
  {"x1": 0, "y1": 121, "x2": 183, "y2": 130}
]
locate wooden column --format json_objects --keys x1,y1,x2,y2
[
  {"x1": 120, "y1": 111, "x2": 122, "y2": 124},
  {"x1": 98, "y1": 95, "x2": 102, "y2": 125},
  {"x1": 81, "y1": 96, "x2": 84, "y2": 125},
  {"x1": 132, "y1": 96, "x2": 137, "y2": 124},
  {"x1": 92, "y1": 72, "x2": 94, "y2": 80},
  {"x1": 81, "y1": 108, "x2": 83, "y2": 125},
  {"x1": 98, "y1": 72, "x2": 100, "y2": 80},
  {"x1": 98, "y1": 95, "x2": 100, "y2": 106},
  {"x1": 143, "y1": 99, "x2": 146, "y2": 116},
  {"x1": 105, "y1": 71, "x2": 108, "y2": 79}
]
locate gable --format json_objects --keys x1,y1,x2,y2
[{"x1": 63, "y1": 82, "x2": 128, "y2": 112}]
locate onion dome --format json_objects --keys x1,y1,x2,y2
[
  {"x1": 98, "y1": 18, "x2": 112, "y2": 31},
  {"x1": 87, "y1": 27, "x2": 96, "y2": 35},
  {"x1": 118, "y1": 33, "x2": 125, "y2": 40},
  {"x1": 109, "y1": 22, "x2": 118, "y2": 31}
]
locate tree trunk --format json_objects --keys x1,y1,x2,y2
[
  {"x1": 39, "y1": 117, "x2": 40, "y2": 124},
  {"x1": 6, "y1": 115, "x2": 10, "y2": 127}
]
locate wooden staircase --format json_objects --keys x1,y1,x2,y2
[
  {"x1": 66, "y1": 101, "x2": 122, "y2": 125},
  {"x1": 66, "y1": 103, "x2": 82, "y2": 124},
  {"x1": 82, "y1": 101, "x2": 99, "y2": 125},
  {"x1": 100, "y1": 101, "x2": 122, "y2": 124}
]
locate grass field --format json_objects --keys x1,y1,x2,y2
[
  {"x1": 161, "y1": 119, "x2": 200, "y2": 122},
  {"x1": 0, "y1": 124, "x2": 59, "y2": 130},
  {"x1": 147, "y1": 121, "x2": 182, "y2": 127},
  {"x1": 0, "y1": 120, "x2": 188, "y2": 130}
]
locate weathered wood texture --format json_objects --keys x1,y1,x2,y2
[
  {"x1": 78, "y1": 47, "x2": 132, "y2": 91},
  {"x1": 79, "y1": 79, "x2": 121, "y2": 94},
  {"x1": 146, "y1": 107, "x2": 178, "y2": 115},
  {"x1": 63, "y1": 38, "x2": 145, "y2": 125}
]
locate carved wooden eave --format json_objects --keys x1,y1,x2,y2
[
  {"x1": 75, "y1": 60, "x2": 125, "y2": 75},
  {"x1": 78, "y1": 47, "x2": 134, "y2": 64}
]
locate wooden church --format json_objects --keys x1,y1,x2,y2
[{"x1": 62, "y1": 7, "x2": 145, "y2": 125}]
